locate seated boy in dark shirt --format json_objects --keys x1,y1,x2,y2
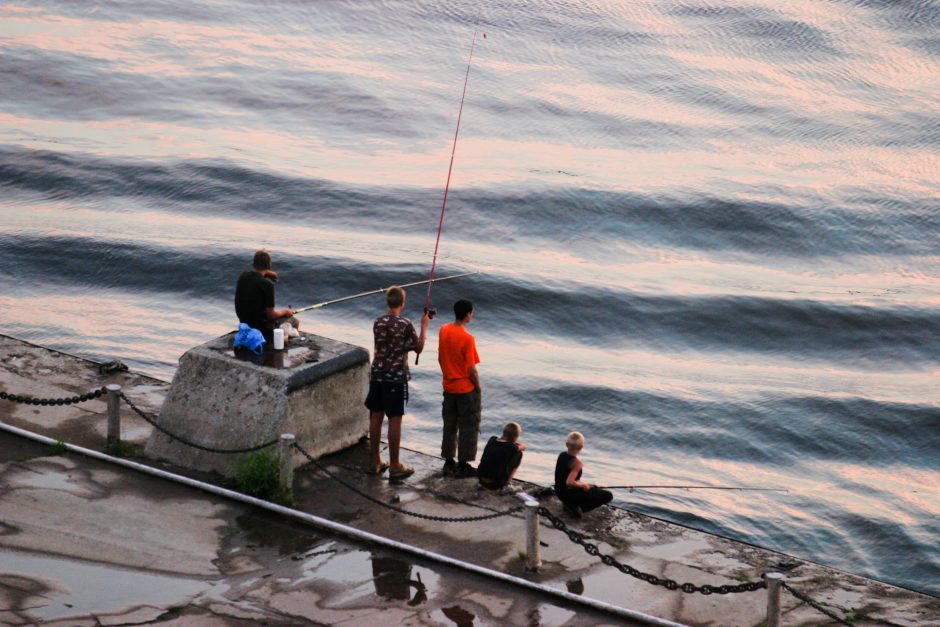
[
  {"x1": 477, "y1": 421, "x2": 526, "y2": 492},
  {"x1": 554, "y1": 431, "x2": 612, "y2": 518}
]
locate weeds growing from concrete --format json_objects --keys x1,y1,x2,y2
[
  {"x1": 106, "y1": 440, "x2": 143, "y2": 458},
  {"x1": 232, "y1": 449, "x2": 283, "y2": 502}
]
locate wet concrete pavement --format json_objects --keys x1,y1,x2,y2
[
  {"x1": 1, "y1": 334, "x2": 938, "y2": 626},
  {"x1": 0, "y1": 432, "x2": 625, "y2": 626}
]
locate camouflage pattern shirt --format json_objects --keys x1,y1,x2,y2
[{"x1": 370, "y1": 314, "x2": 419, "y2": 382}]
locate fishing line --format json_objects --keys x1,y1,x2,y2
[
  {"x1": 601, "y1": 485, "x2": 788, "y2": 493},
  {"x1": 293, "y1": 272, "x2": 478, "y2": 315}
]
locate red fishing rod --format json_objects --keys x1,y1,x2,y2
[{"x1": 416, "y1": 31, "x2": 480, "y2": 365}]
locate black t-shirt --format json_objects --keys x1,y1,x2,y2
[
  {"x1": 477, "y1": 436, "x2": 520, "y2": 486},
  {"x1": 234, "y1": 271, "x2": 275, "y2": 332},
  {"x1": 554, "y1": 451, "x2": 581, "y2": 499}
]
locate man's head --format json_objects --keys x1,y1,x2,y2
[
  {"x1": 387, "y1": 286, "x2": 406, "y2": 309},
  {"x1": 453, "y1": 299, "x2": 474, "y2": 322},
  {"x1": 565, "y1": 431, "x2": 585, "y2": 453},
  {"x1": 253, "y1": 249, "x2": 272, "y2": 271},
  {"x1": 502, "y1": 421, "x2": 522, "y2": 442}
]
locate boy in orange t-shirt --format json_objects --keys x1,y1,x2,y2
[{"x1": 438, "y1": 299, "x2": 481, "y2": 478}]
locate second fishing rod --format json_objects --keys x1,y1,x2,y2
[{"x1": 416, "y1": 30, "x2": 481, "y2": 365}]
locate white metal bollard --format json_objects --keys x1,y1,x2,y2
[
  {"x1": 525, "y1": 500, "x2": 542, "y2": 572},
  {"x1": 765, "y1": 572, "x2": 785, "y2": 627},
  {"x1": 105, "y1": 384, "x2": 122, "y2": 447},
  {"x1": 278, "y1": 434, "x2": 296, "y2": 502}
]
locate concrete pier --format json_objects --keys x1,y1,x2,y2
[
  {"x1": 1, "y1": 333, "x2": 938, "y2": 626},
  {"x1": 144, "y1": 331, "x2": 369, "y2": 476}
]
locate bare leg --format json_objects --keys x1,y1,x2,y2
[
  {"x1": 387, "y1": 415, "x2": 403, "y2": 468},
  {"x1": 369, "y1": 411, "x2": 386, "y2": 467}
]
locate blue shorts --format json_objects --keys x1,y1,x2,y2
[{"x1": 365, "y1": 380, "x2": 407, "y2": 417}]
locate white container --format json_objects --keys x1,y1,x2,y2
[{"x1": 272, "y1": 328, "x2": 285, "y2": 350}]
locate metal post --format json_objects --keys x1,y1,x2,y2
[
  {"x1": 765, "y1": 572, "x2": 785, "y2": 627},
  {"x1": 525, "y1": 501, "x2": 542, "y2": 572},
  {"x1": 106, "y1": 384, "x2": 122, "y2": 447},
  {"x1": 278, "y1": 434, "x2": 296, "y2": 503}
]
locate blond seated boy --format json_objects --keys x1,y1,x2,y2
[{"x1": 553, "y1": 432, "x2": 613, "y2": 518}]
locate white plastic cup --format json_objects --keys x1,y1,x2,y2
[{"x1": 272, "y1": 328, "x2": 285, "y2": 350}]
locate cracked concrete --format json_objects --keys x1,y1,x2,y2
[{"x1": 1, "y1": 333, "x2": 938, "y2": 626}]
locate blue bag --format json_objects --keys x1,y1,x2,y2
[{"x1": 233, "y1": 323, "x2": 266, "y2": 354}]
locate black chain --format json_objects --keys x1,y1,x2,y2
[
  {"x1": 293, "y1": 442, "x2": 522, "y2": 523},
  {"x1": 538, "y1": 506, "x2": 766, "y2": 595},
  {"x1": 782, "y1": 582, "x2": 855, "y2": 626},
  {"x1": 120, "y1": 392, "x2": 278, "y2": 454},
  {"x1": 0, "y1": 387, "x2": 106, "y2": 406}
]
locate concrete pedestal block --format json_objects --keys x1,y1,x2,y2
[{"x1": 145, "y1": 332, "x2": 369, "y2": 477}]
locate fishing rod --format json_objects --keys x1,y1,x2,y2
[
  {"x1": 292, "y1": 271, "x2": 478, "y2": 315},
  {"x1": 416, "y1": 31, "x2": 480, "y2": 364},
  {"x1": 601, "y1": 485, "x2": 789, "y2": 493}
]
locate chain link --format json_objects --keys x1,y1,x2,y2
[
  {"x1": 293, "y1": 441, "x2": 522, "y2": 523},
  {"x1": 782, "y1": 582, "x2": 855, "y2": 626},
  {"x1": 0, "y1": 387, "x2": 106, "y2": 406},
  {"x1": 120, "y1": 392, "x2": 278, "y2": 454},
  {"x1": 538, "y1": 506, "x2": 765, "y2": 595}
]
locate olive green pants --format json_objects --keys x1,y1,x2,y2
[{"x1": 441, "y1": 389, "x2": 481, "y2": 462}]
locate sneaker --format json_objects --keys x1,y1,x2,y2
[
  {"x1": 389, "y1": 463, "x2": 415, "y2": 480},
  {"x1": 563, "y1": 502, "x2": 582, "y2": 519},
  {"x1": 455, "y1": 462, "x2": 476, "y2": 478},
  {"x1": 442, "y1": 458, "x2": 457, "y2": 476},
  {"x1": 499, "y1": 483, "x2": 522, "y2": 495}
]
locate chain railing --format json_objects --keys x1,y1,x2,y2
[
  {"x1": 0, "y1": 387, "x2": 105, "y2": 406},
  {"x1": 3, "y1": 383, "x2": 877, "y2": 625},
  {"x1": 539, "y1": 506, "x2": 766, "y2": 595},
  {"x1": 119, "y1": 391, "x2": 278, "y2": 454},
  {"x1": 782, "y1": 581, "x2": 855, "y2": 626},
  {"x1": 293, "y1": 441, "x2": 522, "y2": 523}
]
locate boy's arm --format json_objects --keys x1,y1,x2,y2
[
  {"x1": 565, "y1": 458, "x2": 590, "y2": 490},
  {"x1": 468, "y1": 364, "x2": 481, "y2": 392},
  {"x1": 414, "y1": 312, "x2": 430, "y2": 354}
]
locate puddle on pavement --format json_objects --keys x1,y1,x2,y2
[
  {"x1": 10, "y1": 467, "x2": 76, "y2": 492},
  {"x1": 290, "y1": 549, "x2": 440, "y2": 607},
  {"x1": 234, "y1": 512, "x2": 322, "y2": 556},
  {"x1": 331, "y1": 510, "x2": 362, "y2": 524},
  {"x1": 0, "y1": 550, "x2": 209, "y2": 621},
  {"x1": 439, "y1": 604, "x2": 476, "y2": 626}
]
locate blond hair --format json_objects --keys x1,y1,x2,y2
[
  {"x1": 565, "y1": 431, "x2": 584, "y2": 450},
  {"x1": 386, "y1": 286, "x2": 405, "y2": 308},
  {"x1": 502, "y1": 421, "x2": 521, "y2": 440}
]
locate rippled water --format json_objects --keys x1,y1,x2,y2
[{"x1": 1, "y1": 1, "x2": 938, "y2": 595}]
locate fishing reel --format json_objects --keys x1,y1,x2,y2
[{"x1": 424, "y1": 307, "x2": 437, "y2": 320}]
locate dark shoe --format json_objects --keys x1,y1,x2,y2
[
  {"x1": 442, "y1": 458, "x2": 456, "y2": 476},
  {"x1": 563, "y1": 502, "x2": 582, "y2": 519},
  {"x1": 455, "y1": 462, "x2": 476, "y2": 478}
]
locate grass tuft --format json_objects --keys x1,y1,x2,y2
[{"x1": 230, "y1": 449, "x2": 291, "y2": 504}]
